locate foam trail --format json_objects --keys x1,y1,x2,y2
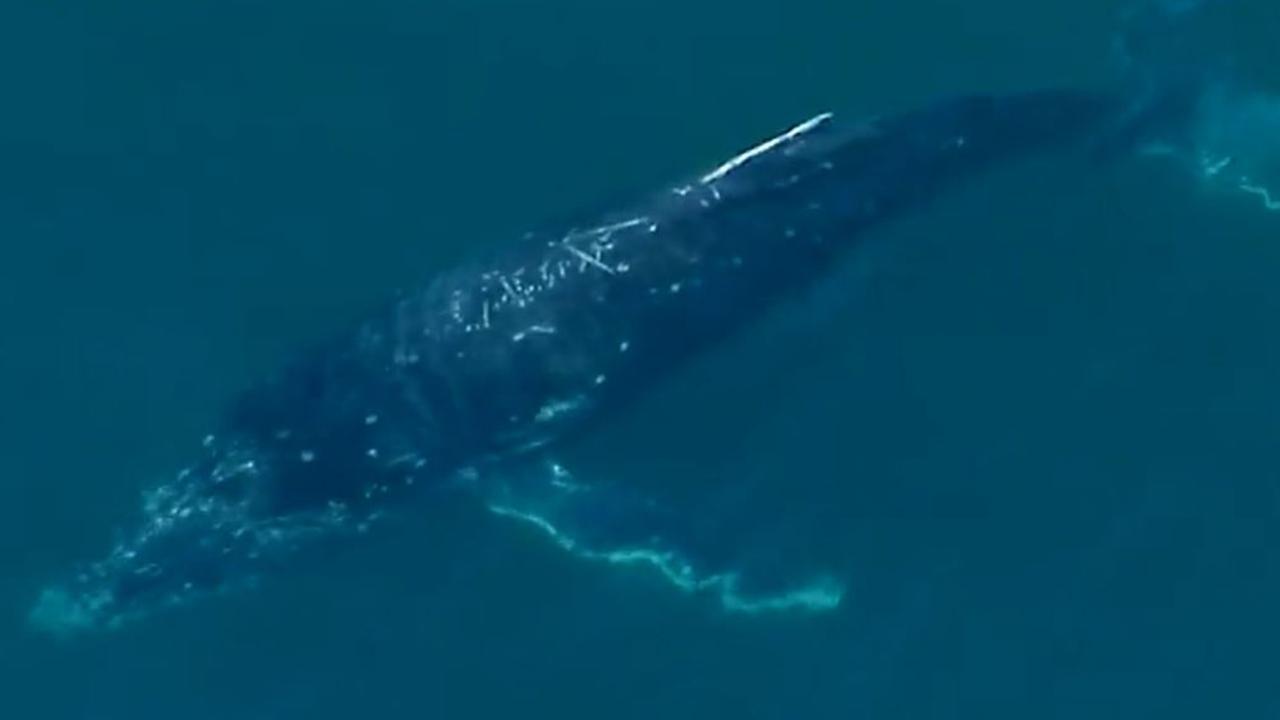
[
  {"x1": 1119, "y1": 0, "x2": 1280, "y2": 214},
  {"x1": 1186, "y1": 86, "x2": 1280, "y2": 212},
  {"x1": 481, "y1": 461, "x2": 844, "y2": 615},
  {"x1": 1134, "y1": 84, "x2": 1280, "y2": 215},
  {"x1": 488, "y1": 502, "x2": 844, "y2": 614}
]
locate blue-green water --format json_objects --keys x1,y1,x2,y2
[{"x1": 2, "y1": 1, "x2": 1279, "y2": 717}]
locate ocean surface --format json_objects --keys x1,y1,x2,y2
[{"x1": 2, "y1": 1, "x2": 1279, "y2": 717}]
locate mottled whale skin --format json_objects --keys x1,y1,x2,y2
[{"x1": 32, "y1": 89, "x2": 1118, "y2": 633}]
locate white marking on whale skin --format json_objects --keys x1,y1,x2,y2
[
  {"x1": 562, "y1": 243, "x2": 617, "y2": 275},
  {"x1": 700, "y1": 112, "x2": 835, "y2": 184},
  {"x1": 572, "y1": 217, "x2": 648, "y2": 238},
  {"x1": 511, "y1": 436, "x2": 553, "y2": 454},
  {"x1": 449, "y1": 290, "x2": 465, "y2": 323},
  {"x1": 547, "y1": 463, "x2": 589, "y2": 492},
  {"x1": 535, "y1": 395, "x2": 586, "y2": 423},
  {"x1": 496, "y1": 275, "x2": 526, "y2": 307},
  {"x1": 511, "y1": 324, "x2": 557, "y2": 343},
  {"x1": 210, "y1": 459, "x2": 256, "y2": 485},
  {"x1": 384, "y1": 452, "x2": 420, "y2": 468}
]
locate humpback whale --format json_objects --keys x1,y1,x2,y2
[{"x1": 31, "y1": 88, "x2": 1130, "y2": 634}]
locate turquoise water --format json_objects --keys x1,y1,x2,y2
[{"x1": 2, "y1": 1, "x2": 1279, "y2": 717}]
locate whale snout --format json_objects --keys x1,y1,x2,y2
[
  {"x1": 28, "y1": 586, "x2": 113, "y2": 637},
  {"x1": 28, "y1": 516, "x2": 237, "y2": 636},
  {"x1": 29, "y1": 455, "x2": 371, "y2": 637}
]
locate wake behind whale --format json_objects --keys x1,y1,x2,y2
[{"x1": 30, "y1": 2, "x2": 1280, "y2": 635}]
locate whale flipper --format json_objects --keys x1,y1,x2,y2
[{"x1": 479, "y1": 460, "x2": 844, "y2": 614}]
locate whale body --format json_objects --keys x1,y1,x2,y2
[{"x1": 33, "y1": 89, "x2": 1121, "y2": 634}]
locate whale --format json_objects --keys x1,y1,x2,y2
[{"x1": 31, "y1": 88, "x2": 1132, "y2": 634}]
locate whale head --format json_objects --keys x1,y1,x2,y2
[{"x1": 28, "y1": 439, "x2": 363, "y2": 636}]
